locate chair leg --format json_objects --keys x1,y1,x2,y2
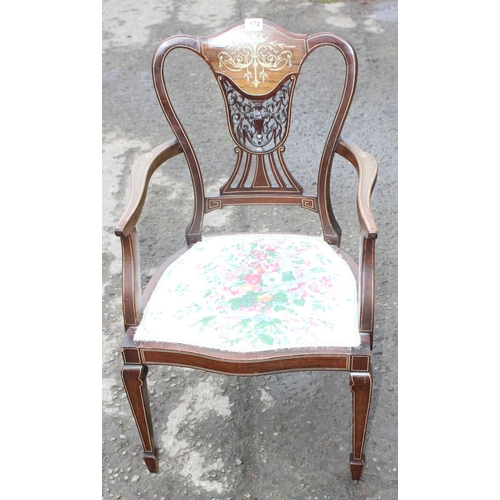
[
  {"x1": 349, "y1": 371, "x2": 372, "y2": 480},
  {"x1": 121, "y1": 364, "x2": 158, "y2": 472}
]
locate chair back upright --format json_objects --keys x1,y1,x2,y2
[{"x1": 152, "y1": 19, "x2": 358, "y2": 246}]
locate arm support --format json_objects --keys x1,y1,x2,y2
[
  {"x1": 358, "y1": 236, "x2": 375, "y2": 346},
  {"x1": 336, "y1": 138, "x2": 378, "y2": 240},
  {"x1": 336, "y1": 138, "x2": 378, "y2": 347},
  {"x1": 115, "y1": 138, "x2": 182, "y2": 328},
  {"x1": 115, "y1": 139, "x2": 183, "y2": 237},
  {"x1": 119, "y1": 228, "x2": 142, "y2": 328}
]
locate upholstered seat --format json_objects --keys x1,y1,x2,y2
[{"x1": 135, "y1": 234, "x2": 359, "y2": 351}]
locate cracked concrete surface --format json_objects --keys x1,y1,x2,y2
[{"x1": 103, "y1": 1, "x2": 398, "y2": 498}]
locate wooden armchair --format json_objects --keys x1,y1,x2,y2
[{"x1": 115, "y1": 19, "x2": 377, "y2": 481}]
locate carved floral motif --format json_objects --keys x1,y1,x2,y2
[{"x1": 222, "y1": 78, "x2": 292, "y2": 153}]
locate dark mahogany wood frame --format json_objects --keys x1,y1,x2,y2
[{"x1": 115, "y1": 20, "x2": 378, "y2": 481}]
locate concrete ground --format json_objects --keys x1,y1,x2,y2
[{"x1": 102, "y1": 1, "x2": 398, "y2": 498}]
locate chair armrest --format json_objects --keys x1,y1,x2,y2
[
  {"x1": 336, "y1": 138, "x2": 378, "y2": 347},
  {"x1": 115, "y1": 139, "x2": 183, "y2": 237},
  {"x1": 336, "y1": 138, "x2": 378, "y2": 240},
  {"x1": 115, "y1": 139, "x2": 182, "y2": 329}
]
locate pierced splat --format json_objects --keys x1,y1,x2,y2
[
  {"x1": 220, "y1": 77, "x2": 294, "y2": 154},
  {"x1": 220, "y1": 147, "x2": 302, "y2": 194},
  {"x1": 216, "y1": 71, "x2": 302, "y2": 197}
]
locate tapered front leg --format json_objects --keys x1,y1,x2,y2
[
  {"x1": 349, "y1": 371, "x2": 372, "y2": 480},
  {"x1": 122, "y1": 364, "x2": 158, "y2": 472}
]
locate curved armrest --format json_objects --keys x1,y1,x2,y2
[
  {"x1": 115, "y1": 139, "x2": 182, "y2": 329},
  {"x1": 336, "y1": 138, "x2": 378, "y2": 240},
  {"x1": 115, "y1": 139, "x2": 183, "y2": 237}
]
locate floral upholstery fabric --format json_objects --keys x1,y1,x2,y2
[{"x1": 135, "y1": 234, "x2": 359, "y2": 351}]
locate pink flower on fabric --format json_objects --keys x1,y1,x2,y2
[
  {"x1": 264, "y1": 261, "x2": 280, "y2": 273},
  {"x1": 244, "y1": 274, "x2": 261, "y2": 285},
  {"x1": 321, "y1": 276, "x2": 333, "y2": 287},
  {"x1": 251, "y1": 249, "x2": 267, "y2": 261}
]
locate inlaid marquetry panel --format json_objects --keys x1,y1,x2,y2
[{"x1": 201, "y1": 21, "x2": 307, "y2": 97}]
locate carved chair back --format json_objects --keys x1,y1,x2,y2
[{"x1": 152, "y1": 19, "x2": 357, "y2": 246}]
